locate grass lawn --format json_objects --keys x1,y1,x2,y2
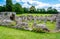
[
  {"x1": 0, "y1": 26, "x2": 58, "y2": 39},
  {"x1": 17, "y1": 14, "x2": 52, "y2": 16},
  {"x1": 0, "y1": 14, "x2": 60, "y2": 39}
]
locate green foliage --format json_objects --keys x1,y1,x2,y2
[
  {"x1": 0, "y1": 6, "x2": 6, "y2": 12},
  {"x1": 12, "y1": 5, "x2": 15, "y2": 12},
  {"x1": 14, "y1": 3, "x2": 23, "y2": 14},
  {"x1": 6, "y1": 0, "x2": 13, "y2": 11},
  {"x1": 23, "y1": 7, "x2": 29, "y2": 13},
  {"x1": 47, "y1": 7, "x2": 58, "y2": 14},
  {"x1": 29, "y1": 6, "x2": 36, "y2": 13},
  {"x1": 0, "y1": 0, "x2": 58, "y2": 14},
  {"x1": 40, "y1": 8, "x2": 46, "y2": 13},
  {"x1": 0, "y1": 6, "x2": 3, "y2": 12}
]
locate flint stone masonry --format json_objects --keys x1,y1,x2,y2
[
  {"x1": 0, "y1": 12, "x2": 16, "y2": 26},
  {"x1": 0, "y1": 12, "x2": 16, "y2": 16},
  {"x1": 0, "y1": 12, "x2": 16, "y2": 19},
  {"x1": 56, "y1": 14, "x2": 60, "y2": 30},
  {"x1": 0, "y1": 12, "x2": 59, "y2": 32}
]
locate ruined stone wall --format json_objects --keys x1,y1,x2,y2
[{"x1": 56, "y1": 14, "x2": 60, "y2": 30}]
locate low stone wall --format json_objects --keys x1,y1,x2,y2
[{"x1": 0, "y1": 13, "x2": 58, "y2": 32}]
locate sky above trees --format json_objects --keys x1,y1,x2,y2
[{"x1": 0, "y1": 0, "x2": 60, "y2": 11}]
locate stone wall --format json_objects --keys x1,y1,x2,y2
[
  {"x1": 56, "y1": 14, "x2": 60, "y2": 30},
  {"x1": 0, "y1": 12, "x2": 16, "y2": 26}
]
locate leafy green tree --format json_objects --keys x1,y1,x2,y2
[
  {"x1": 29, "y1": 6, "x2": 36, "y2": 13},
  {"x1": 12, "y1": 5, "x2": 15, "y2": 12},
  {"x1": 47, "y1": 7, "x2": 52, "y2": 13},
  {"x1": 0, "y1": 6, "x2": 3, "y2": 12},
  {"x1": 23, "y1": 7, "x2": 29, "y2": 13},
  {"x1": 40, "y1": 8, "x2": 46, "y2": 13},
  {"x1": 3, "y1": 5, "x2": 6, "y2": 12},
  {"x1": 0, "y1": 5, "x2": 6, "y2": 12},
  {"x1": 14, "y1": 3, "x2": 23, "y2": 14},
  {"x1": 47, "y1": 7, "x2": 58, "y2": 14},
  {"x1": 52, "y1": 8, "x2": 58, "y2": 13},
  {"x1": 36, "y1": 9, "x2": 40, "y2": 13},
  {"x1": 6, "y1": 0, "x2": 13, "y2": 11}
]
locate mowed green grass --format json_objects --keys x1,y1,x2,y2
[
  {"x1": 17, "y1": 14, "x2": 52, "y2": 16},
  {"x1": 0, "y1": 14, "x2": 60, "y2": 39},
  {"x1": 0, "y1": 26, "x2": 57, "y2": 39}
]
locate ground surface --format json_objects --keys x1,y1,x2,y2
[
  {"x1": 0, "y1": 14, "x2": 60, "y2": 39},
  {"x1": 0, "y1": 26, "x2": 59, "y2": 39}
]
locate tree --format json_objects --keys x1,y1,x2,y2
[
  {"x1": 12, "y1": 5, "x2": 15, "y2": 12},
  {"x1": 3, "y1": 5, "x2": 6, "y2": 12},
  {"x1": 29, "y1": 6, "x2": 36, "y2": 13},
  {"x1": 0, "y1": 6, "x2": 3, "y2": 12},
  {"x1": 6, "y1": 0, "x2": 13, "y2": 11},
  {"x1": 14, "y1": 3, "x2": 23, "y2": 14},
  {"x1": 47, "y1": 7, "x2": 58, "y2": 14},
  {"x1": 47, "y1": 7, "x2": 52, "y2": 13},
  {"x1": 36, "y1": 8, "x2": 46, "y2": 13},
  {"x1": 52, "y1": 8, "x2": 58, "y2": 13},
  {"x1": 40, "y1": 8, "x2": 46, "y2": 13},
  {"x1": 0, "y1": 5, "x2": 6, "y2": 12},
  {"x1": 23, "y1": 7, "x2": 29, "y2": 13}
]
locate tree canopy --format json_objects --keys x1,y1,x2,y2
[
  {"x1": 6, "y1": 0, "x2": 13, "y2": 11},
  {"x1": 14, "y1": 3, "x2": 23, "y2": 14},
  {"x1": 29, "y1": 6, "x2": 36, "y2": 13},
  {"x1": 0, "y1": 0, "x2": 58, "y2": 14}
]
